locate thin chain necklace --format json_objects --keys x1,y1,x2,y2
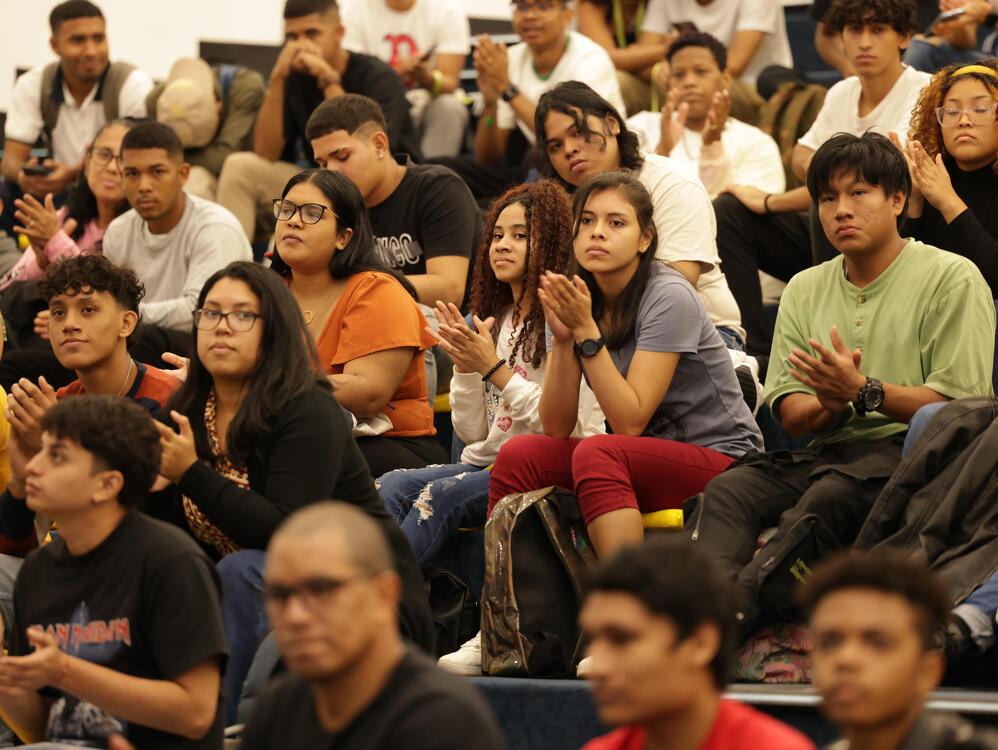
[
  {"x1": 291, "y1": 278, "x2": 338, "y2": 326},
  {"x1": 116, "y1": 358, "x2": 134, "y2": 396}
]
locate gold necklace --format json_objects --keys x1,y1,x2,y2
[
  {"x1": 116, "y1": 358, "x2": 134, "y2": 396},
  {"x1": 291, "y1": 278, "x2": 337, "y2": 327}
]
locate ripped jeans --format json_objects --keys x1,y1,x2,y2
[{"x1": 377, "y1": 463, "x2": 490, "y2": 570}]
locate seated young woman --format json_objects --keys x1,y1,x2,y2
[
  {"x1": 900, "y1": 61, "x2": 998, "y2": 297},
  {"x1": 377, "y1": 180, "x2": 605, "y2": 569},
  {"x1": 439, "y1": 171, "x2": 763, "y2": 675},
  {"x1": 149, "y1": 261, "x2": 433, "y2": 723},
  {"x1": 269, "y1": 168, "x2": 447, "y2": 478},
  {"x1": 7, "y1": 117, "x2": 136, "y2": 290}
]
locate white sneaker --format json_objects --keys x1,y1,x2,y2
[
  {"x1": 727, "y1": 349, "x2": 765, "y2": 417},
  {"x1": 438, "y1": 631, "x2": 483, "y2": 676},
  {"x1": 576, "y1": 655, "x2": 594, "y2": 678}
]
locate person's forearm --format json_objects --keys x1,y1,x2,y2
[
  {"x1": 59, "y1": 655, "x2": 217, "y2": 740},
  {"x1": 580, "y1": 346, "x2": 658, "y2": 436},
  {"x1": 139, "y1": 297, "x2": 197, "y2": 331},
  {"x1": 508, "y1": 93, "x2": 537, "y2": 136},
  {"x1": 938, "y1": 22, "x2": 978, "y2": 49},
  {"x1": 1, "y1": 152, "x2": 26, "y2": 183},
  {"x1": 814, "y1": 25, "x2": 856, "y2": 78},
  {"x1": 0, "y1": 691, "x2": 46, "y2": 743},
  {"x1": 408, "y1": 273, "x2": 464, "y2": 307},
  {"x1": 768, "y1": 187, "x2": 811, "y2": 213},
  {"x1": 328, "y1": 373, "x2": 394, "y2": 418},
  {"x1": 253, "y1": 81, "x2": 287, "y2": 161},
  {"x1": 725, "y1": 31, "x2": 764, "y2": 78},
  {"x1": 474, "y1": 104, "x2": 506, "y2": 165},
  {"x1": 539, "y1": 340, "x2": 584, "y2": 439},
  {"x1": 608, "y1": 43, "x2": 669, "y2": 73},
  {"x1": 776, "y1": 393, "x2": 845, "y2": 436},
  {"x1": 879, "y1": 384, "x2": 947, "y2": 424},
  {"x1": 791, "y1": 145, "x2": 814, "y2": 183}
]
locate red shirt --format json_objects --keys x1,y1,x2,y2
[
  {"x1": 581, "y1": 700, "x2": 815, "y2": 750},
  {"x1": 56, "y1": 362, "x2": 180, "y2": 414}
]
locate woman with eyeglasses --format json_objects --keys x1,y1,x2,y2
[
  {"x1": 901, "y1": 61, "x2": 998, "y2": 296},
  {"x1": 6, "y1": 118, "x2": 136, "y2": 290},
  {"x1": 270, "y1": 169, "x2": 447, "y2": 478},
  {"x1": 151, "y1": 260, "x2": 433, "y2": 723}
]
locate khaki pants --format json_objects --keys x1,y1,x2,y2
[
  {"x1": 216, "y1": 152, "x2": 302, "y2": 240},
  {"x1": 184, "y1": 165, "x2": 220, "y2": 202},
  {"x1": 617, "y1": 69, "x2": 654, "y2": 117}
]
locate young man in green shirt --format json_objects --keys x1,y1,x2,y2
[{"x1": 689, "y1": 132, "x2": 995, "y2": 637}]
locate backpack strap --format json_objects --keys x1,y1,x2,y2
[
  {"x1": 216, "y1": 64, "x2": 239, "y2": 101},
  {"x1": 39, "y1": 62, "x2": 63, "y2": 142},
  {"x1": 98, "y1": 61, "x2": 136, "y2": 122}
]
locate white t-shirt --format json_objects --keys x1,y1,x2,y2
[
  {"x1": 340, "y1": 0, "x2": 470, "y2": 65},
  {"x1": 637, "y1": 154, "x2": 744, "y2": 338},
  {"x1": 500, "y1": 30, "x2": 624, "y2": 142},
  {"x1": 627, "y1": 113, "x2": 786, "y2": 194},
  {"x1": 643, "y1": 0, "x2": 793, "y2": 85},
  {"x1": 798, "y1": 65, "x2": 931, "y2": 151},
  {"x1": 5, "y1": 63, "x2": 152, "y2": 166}
]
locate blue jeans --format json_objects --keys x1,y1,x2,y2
[
  {"x1": 716, "y1": 325, "x2": 746, "y2": 352},
  {"x1": 217, "y1": 549, "x2": 268, "y2": 726},
  {"x1": 377, "y1": 463, "x2": 490, "y2": 569},
  {"x1": 959, "y1": 571, "x2": 998, "y2": 650},
  {"x1": 902, "y1": 39, "x2": 987, "y2": 73},
  {"x1": 902, "y1": 401, "x2": 948, "y2": 456}
]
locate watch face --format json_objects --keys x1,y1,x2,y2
[
  {"x1": 581, "y1": 340, "x2": 599, "y2": 357},
  {"x1": 863, "y1": 381, "x2": 885, "y2": 410}
]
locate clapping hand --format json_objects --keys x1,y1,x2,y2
[
  {"x1": 155, "y1": 412, "x2": 199, "y2": 483},
  {"x1": 787, "y1": 326, "x2": 865, "y2": 414},
  {"x1": 538, "y1": 272, "x2": 598, "y2": 341},
  {"x1": 427, "y1": 301, "x2": 499, "y2": 375}
]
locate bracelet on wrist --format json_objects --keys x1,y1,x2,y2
[
  {"x1": 763, "y1": 193, "x2": 774, "y2": 214},
  {"x1": 430, "y1": 69, "x2": 444, "y2": 97},
  {"x1": 482, "y1": 358, "x2": 507, "y2": 382}
]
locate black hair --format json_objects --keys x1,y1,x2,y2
[
  {"x1": 163, "y1": 261, "x2": 329, "y2": 467},
  {"x1": 41, "y1": 395, "x2": 160, "y2": 509},
  {"x1": 797, "y1": 550, "x2": 951, "y2": 651},
  {"x1": 63, "y1": 117, "x2": 139, "y2": 241},
  {"x1": 806, "y1": 132, "x2": 910, "y2": 224},
  {"x1": 533, "y1": 81, "x2": 644, "y2": 189},
  {"x1": 284, "y1": 0, "x2": 338, "y2": 19},
  {"x1": 49, "y1": 0, "x2": 104, "y2": 34},
  {"x1": 666, "y1": 31, "x2": 728, "y2": 71},
  {"x1": 269, "y1": 169, "x2": 418, "y2": 300},
  {"x1": 571, "y1": 171, "x2": 660, "y2": 351},
  {"x1": 38, "y1": 254, "x2": 145, "y2": 313},
  {"x1": 121, "y1": 121, "x2": 184, "y2": 160},
  {"x1": 824, "y1": 0, "x2": 918, "y2": 35},
  {"x1": 585, "y1": 537, "x2": 737, "y2": 688},
  {"x1": 306, "y1": 94, "x2": 389, "y2": 143}
]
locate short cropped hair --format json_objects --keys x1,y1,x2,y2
[
  {"x1": 50, "y1": 0, "x2": 104, "y2": 34},
  {"x1": 41, "y1": 395, "x2": 161, "y2": 509},
  {"x1": 584, "y1": 537, "x2": 736, "y2": 687},
  {"x1": 38, "y1": 254, "x2": 145, "y2": 314},
  {"x1": 824, "y1": 0, "x2": 918, "y2": 35},
  {"x1": 797, "y1": 550, "x2": 951, "y2": 650},
  {"x1": 805, "y1": 131, "x2": 911, "y2": 205},
  {"x1": 120, "y1": 121, "x2": 184, "y2": 160},
  {"x1": 666, "y1": 31, "x2": 728, "y2": 71},
  {"x1": 284, "y1": 0, "x2": 338, "y2": 20},
  {"x1": 272, "y1": 501, "x2": 394, "y2": 576},
  {"x1": 306, "y1": 94, "x2": 388, "y2": 143}
]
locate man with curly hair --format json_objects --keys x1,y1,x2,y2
[{"x1": 714, "y1": 0, "x2": 931, "y2": 357}]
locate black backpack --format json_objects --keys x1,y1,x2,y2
[{"x1": 424, "y1": 564, "x2": 480, "y2": 658}]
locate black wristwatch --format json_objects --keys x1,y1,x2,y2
[
  {"x1": 574, "y1": 337, "x2": 605, "y2": 358},
  {"x1": 854, "y1": 377, "x2": 885, "y2": 417},
  {"x1": 500, "y1": 83, "x2": 521, "y2": 103}
]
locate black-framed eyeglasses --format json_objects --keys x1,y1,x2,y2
[
  {"x1": 273, "y1": 198, "x2": 334, "y2": 225},
  {"x1": 193, "y1": 308, "x2": 263, "y2": 332},
  {"x1": 511, "y1": 0, "x2": 559, "y2": 13},
  {"x1": 263, "y1": 575, "x2": 365, "y2": 611},
  {"x1": 88, "y1": 146, "x2": 121, "y2": 168},
  {"x1": 934, "y1": 103, "x2": 998, "y2": 126}
]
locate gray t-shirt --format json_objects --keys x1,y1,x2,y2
[
  {"x1": 609, "y1": 265, "x2": 763, "y2": 457},
  {"x1": 103, "y1": 194, "x2": 252, "y2": 330}
]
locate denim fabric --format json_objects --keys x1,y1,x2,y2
[{"x1": 217, "y1": 549, "x2": 268, "y2": 726}]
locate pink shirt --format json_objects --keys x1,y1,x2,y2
[{"x1": 0, "y1": 208, "x2": 105, "y2": 291}]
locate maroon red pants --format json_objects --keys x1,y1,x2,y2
[{"x1": 487, "y1": 433, "x2": 735, "y2": 524}]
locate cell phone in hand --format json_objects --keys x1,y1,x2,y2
[
  {"x1": 925, "y1": 7, "x2": 967, "y2": 34},
  {"x1": 22, "y1": 163, "x2": 54, "y2": 177},
  {"x1": 419, "y1": 43, "x2": 438, "y2": 63}
]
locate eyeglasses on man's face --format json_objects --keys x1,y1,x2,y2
[
  {"x1": 263, "y1": 575, "x2": 366, "y2": 612},
  {"x1": 273, "y1": 198, "x2": 334, "y2": 225},
  {"x1": 193, "y1": 308, "x2": 263, "y2": 332}
]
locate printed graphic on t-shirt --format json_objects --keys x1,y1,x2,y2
[
  {"x1": 384, "y1": 34, "x2": 419, "y2": 68},
  {"x1": 375, "y1": 234, "x2": 424, "y2": 269}
]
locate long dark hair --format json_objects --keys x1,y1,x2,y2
[
  {"x1": 63, "y1": 117, "x2": 138, "y2": 240},
  {"x1": 269, "y1": 168, "x2": 418, "y2": 300},
  {"x1": 163, "y1": 261, "x2": 329, "y2": 466},
  {"x1": 571, "y1": 171, "x2": 660, "y2": 351},
  {"x1": 470, "y1": 180, "x2": 573, "y2": 369},
  {"x1": 533, "y1": 81, "x2": 644, "y2": 191}
]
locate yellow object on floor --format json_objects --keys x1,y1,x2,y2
[{"x1": 641, "y1": 509, "x2": 684, "y2": 530}]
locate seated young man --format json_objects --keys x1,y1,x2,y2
[
  {"x1": 0, "y1": 395, "x2": 226, "y2": 748},
  {"x1": 241, "y1": 501, "x2": 502, "y2": 750},
  {"x1": 714, "y1": 0, "x2": 931, "y2": 356},
  {"x1": 435, "y1": 0, "x2": 623, "y2": 202},
  {"x1": 580, "y1": 537, "x2": 814, "y2": 750},
  {"x1": 689, "y1": 132, "x2": 995, "y2": 637},
  {"x1": 216, "y1": 0, "x2": 420, "y2": 239},
  {"x1": 801, "y1": 551, "x2": 998, "y2": 749},
  {"x1": 340, "y1": 0, "x2": 471, "y2": 159},
  {"x1": 626, "y1": 31, "x2": 785, "y2": 199}
]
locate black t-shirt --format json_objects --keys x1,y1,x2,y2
[
  {"x1": 367, "y1": 156, "x2": 480, "y2": 278},
  {"x1": 810, "y1": 0, "x2": 938, "y2": 31},
  {"x1": 11, "y1": 512, "x2": 228, "y2": 749},
  {"x1": 240, "y1": 650, "x2": 503, "y2": 750},
  {"x1": 281, "y1": 52, "x2": 420, "y2": 164}
]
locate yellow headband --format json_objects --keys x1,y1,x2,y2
[{"x1": 950, "y1": 64, "x2": 998, "y2": 80}]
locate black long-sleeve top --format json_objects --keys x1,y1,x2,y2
[{"x1": 902, "y1": 158, "x2": 998, "y2": 296}]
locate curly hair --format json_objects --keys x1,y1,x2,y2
[
  {"x1": 469, "y1": 180, "x2": 574, "y2": 369},
  {"x1": 909, "y1": 61, "x2": 998, "y2": 173},
  {"x1": 38, "y1": 254, "x2": 145, "y2": 312},
  {"x1": 823, "y1": 0, "x2": 917, "y2": 34}
]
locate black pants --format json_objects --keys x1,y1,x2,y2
[
  {"x1": 713, "y1": 194, "x2": 838, "y2": 357},
  {"x1": 357, "y1": 434, "x2": 449, "y2": 480},
  {"x1": 688, "y1": 438, "x2": 903, "y2": 586}
]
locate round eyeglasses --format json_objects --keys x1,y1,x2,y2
[{"x1": 934, "y1": 103, "x2": 998, "y2": 126}]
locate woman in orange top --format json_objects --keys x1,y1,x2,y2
[{"x1": 269, "y1": 169, "x2": 447, "y2": 477}]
